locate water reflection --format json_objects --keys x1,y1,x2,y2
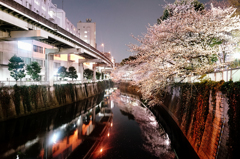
[
  {"x1": 111, "y1": 90, "x2": 175, "y2": 159},
  {"x1": 0, "y1": 88, "x2": 176, "y2": 159},
  {"x1": 0, "y1": 93, "x2": 106, "y2": 159},
  {"x1": 91, "y1": 90, "x2": 175, "y2": 159}
]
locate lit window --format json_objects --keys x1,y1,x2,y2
[
  {"x1": 34, "y1": 0, "x2": 39, "y2": 5},
  {"x1": 18, "y1": 41, "x2": 32, "y2": 51},
  {"x1": 48, "y1": 11, "x2": 54, "y2": 17},
  {"x1": 54, "y1": 62, "x2": 61, "y2": 68},
  {"x1": 33, "y1": 59, "x2": 43, "y2": 67},
  {"x1": 21, "y1": 57, "x2": 31, "y2": 65},
  {"x1": 54, "y1": 54, "x2": 60, "y2": 57}
]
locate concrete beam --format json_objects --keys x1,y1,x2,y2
[
  {"x1": 78, "y1": 59, "x2": 103, "y2": 63},
  {"x1": 1, "y1": 30, "x2": 48, "y2": 40}
]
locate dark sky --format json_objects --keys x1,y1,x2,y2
[{"x1": 52, "y1": 0, "x2": 209, "y2": 62}]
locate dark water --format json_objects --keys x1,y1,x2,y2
[{"x1": 0, "y1": 89, "x2": 198, "y2": 159}]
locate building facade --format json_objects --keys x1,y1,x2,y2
[
  {"x1": 0, "y1": 0, "x2": 101, "y2": 84},
  {"x1": 77, "y1": 19, "x2": 97, "y2": 48}
]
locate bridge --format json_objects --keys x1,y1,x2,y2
[{"x1": 0, "y1": 0, "x2": 113, "y2": 85}]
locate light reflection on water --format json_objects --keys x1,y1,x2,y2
[
  {"x1": 108, "y1": 90, "x2": 176, "y2": 159},
  {"x1": 0, "y1": 89, "x2": 176, "y2": 159}
]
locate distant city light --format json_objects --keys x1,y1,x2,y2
[{"x1": 18, "y1": 41, "x2": 32, "y2": 51}]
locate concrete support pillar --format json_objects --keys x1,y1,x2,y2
[
  {"x1": 78, "y1": 62, "x2": 84, "y2": 83},
  {"x1": 78, "y1": 115, "x2": 83, "y2": 139},
  {"x1": 45, "y1": 49, "x2": 58, "y2": 86},
  {"x1": 93, "y1": 64, "x2": 97, "y2": 82},
  {"x1": 92, "y1": 107, "x2": 96, "y2": 124}
]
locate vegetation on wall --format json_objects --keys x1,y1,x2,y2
[
  {"x1": 221, "y1": 81, "x2": 240, "y2": 159},
  {"x1": 165, "y1": 80, "x2": 239, "y2": 157},
  {"x1": 0, "y1": 88, "x2": 11, "y2": 117}
]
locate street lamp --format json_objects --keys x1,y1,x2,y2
[{"x1": 101, "y1": 43, "x2": 104, "y2": 54}]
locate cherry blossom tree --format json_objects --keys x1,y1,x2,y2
[{"x1": 112, "y1": 1, "x2": 240, "y2": 105}]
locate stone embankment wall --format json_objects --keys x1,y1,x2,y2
[
  {"x1": 0, "y1": 81, "x2": 113, "y2": 121},
  {"x1": 118, "y1": 82, "x2": 236, "y2": 159},
  {"x1": 162, "y1": 87, "x2": 228, "y2": 159}
]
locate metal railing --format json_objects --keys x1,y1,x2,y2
[
  {"x1": 0, "y1": 81, "x2": 49, "y2": 87},
  {"x1": 0, "y1": 79, "x2": 110, "y2": 87}
]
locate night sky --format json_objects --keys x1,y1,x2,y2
[{"x1": 52, "y1": 0, "x2": 210, "y2": 62}]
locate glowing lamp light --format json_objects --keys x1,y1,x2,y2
[
  {"x1": 165, "y1": 140, "x2": 170, "y2": 146},
  {"x1": 18, "y1": 41, "x2": 32, "y2": 51},
  {"x1": 111, "y1": 123, "x2": 113, "y2": 127},
  {"x1": 108, "y1": 133, "x2": 110, "y2": 137},
  {"x1": 234, "y1": 53, "x2": 240, "y2": 59},
  {"x1": 52, "y1": 133, "x2": 58, "y2": 143},
  {"x1": 100, "y1": 148, "x2": 103, "y2": 152}
]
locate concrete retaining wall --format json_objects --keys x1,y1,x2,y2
[
  {"x1": 118, "y1": 82, "x2": 230, "y2": 159},
  {"x1": 0, "y1": 81, "x2": 111, "y2": 122}
]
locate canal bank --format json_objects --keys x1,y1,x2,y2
[
  {"x1": 118, "y1": 82, "x2": 232, "y2": 159},
  {"x1": 0, "y1": 80, "x2": 113, "y2": 122}
]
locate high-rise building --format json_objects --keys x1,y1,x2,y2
[{"x1": 77, "y1": 19, "x2": 96, "y2": 48}]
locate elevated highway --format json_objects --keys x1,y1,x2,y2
[{"x1": 0, "y1": 0, "x2": 113, "y2": 66}]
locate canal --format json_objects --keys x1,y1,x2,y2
[{"x1": 0, "y1": 88, "x2": 198, "y2": 159}]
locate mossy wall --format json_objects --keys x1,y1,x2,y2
[
  {"x1": 119, "y1": 81, "x2": 240, "y2": 159},
  {"x1": 0, "y1": 80, "x2": 113, "y2": 121}
]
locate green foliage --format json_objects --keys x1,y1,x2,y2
[
  {"x1": 84, "y1": 68, "x2": 93, "y2": 80},
  {"x1": 210, "y1": 54, "x2": 218, "y2": 64},
  {"x1": 8, "y1": 55, "x2": 26, "y2": 81},
  {"x1": 68, "y1": 66, "x2": 78, "y2": 81},
  {"x1": 229, "y1": 59, "x2": 240, "y2": 68},
  {"x1": 157, "y1": 9, "x2": 170, "y2": 24},
  {"x1": 120, "y1": 56, "x2": 136, "y2": 66},
  {"x1": 96, "y1": 72, "x2": 101, "y2": 80},
  {"x1": 58, "y1": 66, "x2": 68, "y2": 80},
  {"x1": 157, "y1": 0, "x2": 204, "y2": 24},
  {"x1": 192, "y1": 0, "x2": 204, "y2": 11},
  {"x1": 26, "y1": 62, "x2": 41, "y2": 81},
  {"x1": 209, "y1": 38, "x2": 223, "y2": 47}
]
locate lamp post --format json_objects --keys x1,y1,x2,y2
[{"x1": 101, "y1": 43, "x2": 104, "y2": 54}]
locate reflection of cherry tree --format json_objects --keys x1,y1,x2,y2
[
  {"x1": 112, "y1": 2, "x2": 240, "y2": 104},
  {"x1": 111, "y1": 90, "x2": 175, "y2": 158}
]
